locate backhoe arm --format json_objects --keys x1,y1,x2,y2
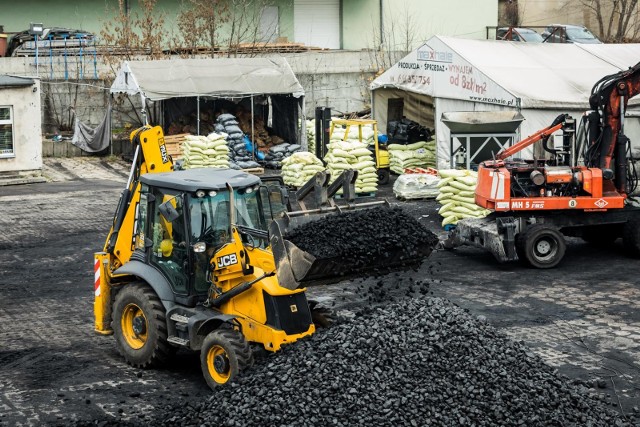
[{"x1": 103, "y1": 125, "x2": 174, "y2": 269}]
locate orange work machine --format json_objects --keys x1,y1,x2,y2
[{"x1": 446, "y1": 62, "x2": 640, "y2": 268}]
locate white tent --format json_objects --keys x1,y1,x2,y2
[
  {"x1": 110, "y1": 57, "x2": 306, "y2": 145},
  {"x1": 370, "y1": 36, "x2": 640, "y2": 169},
  {"x1": 110, "y1": 57, "x2": 305, "y2": 100}
]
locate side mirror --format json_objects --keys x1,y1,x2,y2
[{"x1": 158, "y1": 196, "x2": 182, "y2": 222}]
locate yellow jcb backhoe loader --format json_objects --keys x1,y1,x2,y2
[{"x1": 94, "y1": 125, "x2": 419, "y2": 388}]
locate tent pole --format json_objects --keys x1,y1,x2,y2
[
  {"x1": 370, "y1": 91, "x2": 374, "y2": 123},
  {"x1": 251, "y1": 95, "x2": 255, "y2": 162},
  {"x1": 109, "y1": 94, "x2": 113, "y2": 157},
  {"x1": 197, "y1": 96, "x2": 201, "y2": 135},
  {"x1": 301, "y1": 96, "x2": 307, "y2": 150},
  {"x1": 140, "y1": 93, "x2": 148, "y2": 126}
]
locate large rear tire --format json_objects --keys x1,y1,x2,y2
[
  {"x1": 200, "y1": 329, "x2": 253, "y2": 389},
  {"x1": 623, "y1": 218, "x2": 640, "y2": 257},
  {"x1": 521, "y1": 225, "x2": 566, "y2": 269},
  {"x1": 112, "y1": 283, "x2": 172, "y2": 368}
]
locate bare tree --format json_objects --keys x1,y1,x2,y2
[
  {"x1": 99, "y1": 0, "x2": 167, "y2": 73},
  {"x1": 504, "y1": 0, "x2": 520, "y2": 27},
  {"x1": 367, "y1": 2, "x2": 419, "y2": 75},
  {"x1": 574, "y1": 0, "x2": 640, "y2": 42},
  {"x1": 226, "y1": 0, "x2": 280, "y2": 57},
  {"x1": 172, "y1": 0, "x2": 230, "y2": 58}
]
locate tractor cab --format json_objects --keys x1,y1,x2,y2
[{"x1": 135, "y1": 168, "x2": 288, "y2": 302}]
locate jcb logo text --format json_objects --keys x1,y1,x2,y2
[{"x1": 217, "y1": 254, "x2": 238, "y2": 268}]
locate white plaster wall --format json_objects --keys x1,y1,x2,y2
[{"x1": 0, "y1": 80, "x2": 42, "y2": 172}]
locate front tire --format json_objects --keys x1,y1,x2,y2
[
  {"x1": 521, "y1": 225, "x2": 566, "y2": 269},
  {"x1": 201, "y1": 329, "x2": 253, "y2": 389},
  {"x1": 112, "y1": 283, "x2": 172, "y2": 368}
]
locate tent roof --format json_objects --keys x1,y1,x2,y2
[
  {"x1": 110, "y1": 57, "x2": 304, "y2": 101},
  {"x1": 0, "y1": 75, "x2": 35, "y2": 88},
  {"x1": 371, "y1": 36, "x2": 640, "y2": 109}
]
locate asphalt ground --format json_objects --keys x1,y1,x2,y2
[{"x1": 0, "y1": 157, "x2": 638, "y2": 425}]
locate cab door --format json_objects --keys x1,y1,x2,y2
[{"x1": 148, "y1": 188, "x2": 189, "y2": 295}]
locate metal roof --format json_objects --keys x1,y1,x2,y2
[
  {"x1": 0, "y1": 75, "x2": 35, "y2": 88},
  {"x1": 140, "y1": 168, "x2": 261, "y2": 192}
]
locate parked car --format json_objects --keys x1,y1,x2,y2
[
  {"x1": 541, "y1": 24, "x2": 602, "y2": 44},
  {"x1": 496, "y1": 27, "x2": 544, "y2": 43}
]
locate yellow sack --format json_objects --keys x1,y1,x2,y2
[
  {"x1": 436, "y1": 192, "x2": 454, "y2": 202},
  {"x1": 442, "y1": 215, "x2": 459, "y2": 226},
  {"x1": 449, "y1": 180, "x2": 475, "y2": 192},
  {"x1": 438, "y1": 169, "x2": 468, "y2": 178}
]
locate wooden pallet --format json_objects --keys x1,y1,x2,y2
[
  {"x1": 163, "y1": 133, "x2": 190, "y2": 160},
  {"x1": 242, "y1": 167, "x2": 264, "y2": 175}
]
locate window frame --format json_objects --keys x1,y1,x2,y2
[{"x1": 0, "y1": 106, "x2": 15, "y2": 158}]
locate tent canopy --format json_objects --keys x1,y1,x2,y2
[
  {"x1": 370, "y1": 36, "x2": 640, "y2": 169},
  {"x1": 110, "y1": 57, "x2": 305, "y2": 101},
  {"x1": 371, "y1": 36, "x2": 640, "y2": 110}
]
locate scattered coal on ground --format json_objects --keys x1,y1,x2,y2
[
  {"x1": 285, "y1": 206, "x2": 439, "y2": 270},
  {"x1": 150, "y1": 295, "x2": 637, "y2": 427}
]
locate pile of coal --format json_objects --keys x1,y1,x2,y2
[
  {"x1": 285, "y1": 206, "x2": 439, "y2": 269},
  {"x1": 154, "y1": 295, "x2": 635, "y2": 427}
]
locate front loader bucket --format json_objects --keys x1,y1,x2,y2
[
  {"x1": 270, "y1": 218, "x2": 317, "y2": 290},
  {"x1": 269, "y1": 205, "x2": 437, "y2": 290}
]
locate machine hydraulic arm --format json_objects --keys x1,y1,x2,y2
[
  {"x1": 495, "y1": 114, "x2": 569, "y2": 161},
  {"x1": 587, "y1": 61, "x2": 640, "y2": 194}
]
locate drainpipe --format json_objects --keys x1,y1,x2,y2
[{"x1": 379, "y1": 0, "x2": 384, "y2": 49}]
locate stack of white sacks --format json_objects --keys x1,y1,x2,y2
[
  {"x1": 324, "y1": 139, "x2": 378, "y2": 194},
  {"x1": 304, "y1": 119, "x2": 378, "y2": 158},
  {"x1": 436, "y1": 169, "x2": 491, "y2": 227},
  {"x1": 181, "y1": 133, "x2": 230, "y2": 170},
  {"x1": 281, "y1": 152, "x2": 325, "y2": 188},
  {"x1": 393, "y1": 173, "x2": 441, "y2": 200},
  {"x1": 305, "y1": 119, "x2": 316, "y2": 154},
  {"x1": 388, "y1": 140, "x2": 436, "y2": 174},
  {"x1": 330, "y1": 123, "x2": 376, "y2": 144}
]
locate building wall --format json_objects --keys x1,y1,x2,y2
[
  {"x1": 3, "y1": 0, "x2": 498, "y2": 52},
  {"x1": 0, "y1": 0, "x2": 295, "y2": 47},
  {"x1": 381, "y1": 0, "x2": 498, "y2": 49},
  {"x1": 518, "y1": 0, "x2": 586, "y2": 28},
  {"x1": 0, "y1": 50, "x2": 379, "y2": 130},
  {"x1": 343, "y1": 0, "x2": 499, "y2": 51},
  {"x1": 0, "y1": 80, "x2": 42, "y2": 172},
  {"x1": 342, "y1": 0, "x2": 380, "y2": 50}
]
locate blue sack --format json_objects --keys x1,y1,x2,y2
[{"x1": 243, "y1": 135, "x2": 266, "y2": 160}]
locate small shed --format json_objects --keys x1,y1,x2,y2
[
  {"x1": 0, "y1": 75, "x2": 42, "y2": 173},
  {"x1": 370, "y1": 36, "x2": 640, "y2": 169},
  {"x1": 110, "y1": 57, "x2": 306, "y2": 148}
]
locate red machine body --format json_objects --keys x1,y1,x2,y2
[{"x1": 446, "y1": 62, "x2": 640, "y2": 268}]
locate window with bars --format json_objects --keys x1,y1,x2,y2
[{"x1": 0, "y1": 107, "x2": 14, "y2": 157}]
